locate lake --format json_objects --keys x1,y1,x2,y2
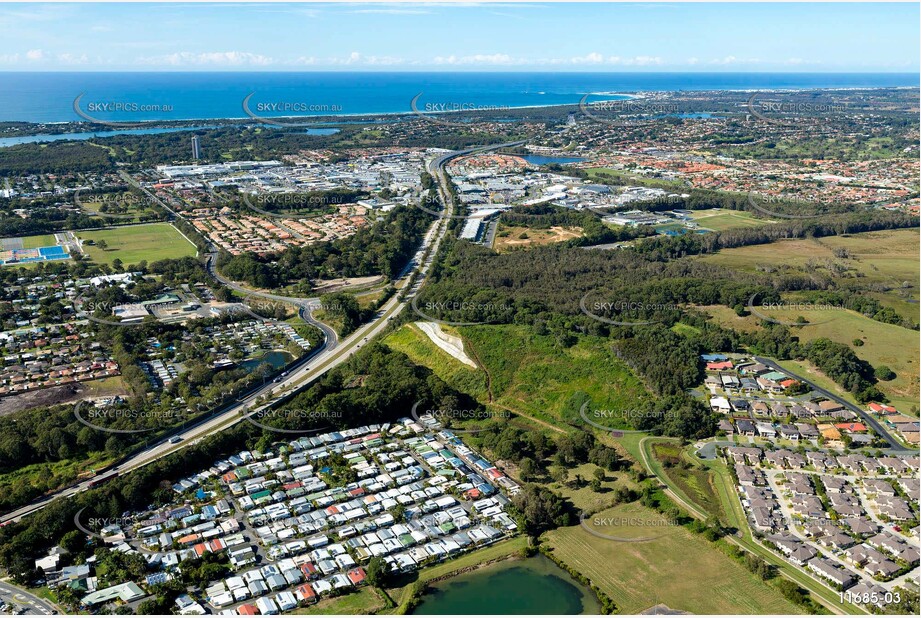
[
  {"x1": 412, "y1": 555, "x2": 600, "y2": 615},
  {"x1": 240, "y1": 350, "x2": 294, "y2": 371},
  {"x1": 521, "y1": 155, "x2": 587, "y2": 166}
]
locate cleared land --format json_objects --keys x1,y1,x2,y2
[
  {"x1": 415, "y1": 321, "x2": 477, "y2": 368},
  {"x1": 689, "y1": 208, "x2": 773, "y2": 231},
  {"x1": 494, "y1": 225, "x2": 582, "y2": 252},
  {"x1": 544, "y1": 501, "x2": 803, "y2": 615},
  {"x1": 698, "y1": 228, "x2": 920, "y2": 321},
  {"x1": 388, "y1": 323, "x2": 653, "y2": 430},
  {"x1": 77, "y1": 223, "x2": 197, "y2": 266},
  {"x1": 291, "y1": 587, "x2": 386, "y2": 615},
  {"x1": 702, "y1": 304, "x2": 919, "y2": 414}
]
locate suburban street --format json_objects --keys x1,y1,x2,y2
[
  {"x1": 754, "y1": 356, "x2": 910, "y2": 452},
  {"x1": 0, "y1": 580, "x2": 59, "y2": 615}
]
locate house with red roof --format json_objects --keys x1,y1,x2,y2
[
  {"x1": 296, "y1": 583, "x2": 317, "y2": 604},
  {"x1": 347, "y1": 567, "x2": 367, "y2": 586},
  {"x1": 237, "y1": 603, "x2": 258, "y2": 615},
  {"x1": 835, "y1": 422, "x2": 868, "y2": 433},
  {"x1": 706, "y1": 361, "x2": 734, "y2": 371}
]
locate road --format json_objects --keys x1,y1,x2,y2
[
  {"x1": 0, "y1": 140, "x2": 521, "y2": 526},
  {"x1": 753, "y1": 356, "x2": 910, "y2": 452},
  {"x1": 0, "y1": 581, "x2": 59, "y2": 615}
]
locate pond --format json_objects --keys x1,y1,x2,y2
[
  {"x1": 412, "y1": 554, "x2": 600, "y2": 615},
  {"x1": 240, "y1": 350, "x2": 294, "y2": 372}
]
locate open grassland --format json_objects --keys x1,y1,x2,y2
[
  {"x1": 689, "y1": 208, "x2": 773, "y2": 231},
  {"x1": 387, "y1": 323, "x2": 653, "y2": 430},
  {"x1": 698, "y1": 228, "x2": 920, "y2": 320},
  {"x1": 291, "y1": 587, "x2": 387, "y2": 615},
  {"x1": 493, "y1": 224, "x2": 582, "y2": 252},
  {"x1": 460, "y1": 325, "x2": 652, "y2": 429},
  {"x1": 702, "y1": 304, "x2": 919, "y2": 414},
  {"x1": 78, "y1": 223, "x2": 197, "y2": 266},
  {"x1": 544, "y1": 502, "x2": 803, "y2": 615},
  {"x1": 547, "y1": 462, "x2": 641, "y2": 513}
]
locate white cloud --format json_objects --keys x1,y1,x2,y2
[
  {"x1": 138, "y1": 51, "x2": 275, "y2": 66},
  {"x1": 571, "y1": 52, "x2": 605, "y2": 65},
  {"x1": 708, "y1": 55, "x2": 760, "y2": 66},
  {"x1": 26, "y1": 49, "x2": 44, "y2": 61},
  {"x1": 57, "y1": 53, "x2": 89, "y2": 65},
  {"x1": 350, "y1": 9, "x2": 431, "y2": 15},
  {"x1": 432, "y1": 53, "x2": 521, "y2": 66}
]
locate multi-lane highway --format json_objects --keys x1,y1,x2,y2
[{"x1": 0, "y1": 140, "x2": 520, "y2": 526}]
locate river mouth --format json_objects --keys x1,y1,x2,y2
[{"x1": 411, "y1": 554, "x2": 601, "y2": 615}]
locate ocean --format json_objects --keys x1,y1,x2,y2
[{"x1": 0, "y1": 71, "x2": 916, "y2": 124}]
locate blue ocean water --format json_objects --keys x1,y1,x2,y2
[{"x1": 0, "y1": 72, "x2": 916, "y2": 124}]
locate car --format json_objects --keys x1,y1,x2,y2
[{"x1": 169, "y1": 436, "x2": 183, "y2": 444}]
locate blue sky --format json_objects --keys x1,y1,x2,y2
[{"x1": 0, "y1": 2, "x2": 917, "y2": 72}]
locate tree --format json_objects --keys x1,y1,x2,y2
[
  {"x1": 366, "y1": 556, "x2": 390, "y2": 587},
  {"x1": 875, "y1": 365, "x2": 896, "y2": 381},
  {"x1": 512, "y1": 485, "x2": 574, "y2": 535},
  {"x1": 519, "y1": 457, "x2": 537, "y2": 481}
]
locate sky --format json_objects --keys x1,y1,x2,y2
[{"x1": 0, "y1": 2, "x2": 918, "y2": 72}]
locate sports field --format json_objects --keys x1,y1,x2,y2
[
  {"x1": 544, "y1": 502, "x2": 803, "y2": 615},
  {"x1": 78, "y1": 223, "x2": 197, "y2": 265},
  {"x1": 21, "y1": 234, "x2": 59, "y2": 249}
]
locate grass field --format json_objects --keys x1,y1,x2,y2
[
  {"x1": 698, "y1": 228, "x2": 920, "y2": 320},
  {"x1": 493, "y1": 225, "x2": 582, "y2": 252},
  {"x1": 702, "y1": 304, "x2": 919, "y2": 414},
  {"x1": 77, "y1": 223, "x2": 197, "y2": 266},
  {"x1": 547, "y1": 462, "x2": 640, "y2": 513},
  {"x1": 461, "y1": 325, "x2": 652, "y2": 429},
  {"x1": 386, "y1": 323, "x2": 653, "y2": 430},
  {"x1": 544, "y1": 501, "x2": 803, "y2": 615},
  {"x1": 290, "y1": 587, "x2": 387, "y2": 615},
  {"x1": 689, "y1": 208, "x2": 774, "y2": 231},
  {"x1": 21, "y1": 234, "x2": 59, "y2": 249}
]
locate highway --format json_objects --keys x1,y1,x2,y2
[{"x1": 0, "y1": 140, "x2": 521, "y2": 526}]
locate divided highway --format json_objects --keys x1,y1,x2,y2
[{"x1": 1, "y1": 140, "x2": 522, "y2": 525}]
